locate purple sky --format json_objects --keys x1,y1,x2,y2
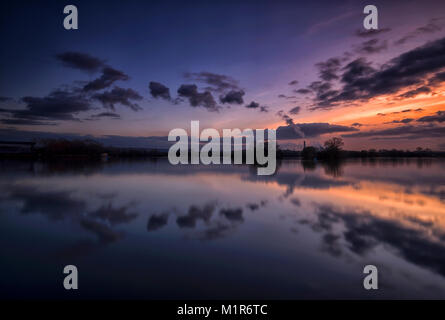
[{"x1": 1, "y1": 0, "x2": 444, "y2": 150}]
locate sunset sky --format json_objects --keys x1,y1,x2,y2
[{"x1": 1, "y1": 0, "x2": 444, "y2": 150}]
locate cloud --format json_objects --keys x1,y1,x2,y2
[
  {"x1": 306, "y1": 37, "x2": 445, "y2": 109},
  {"x1": 355, "y1": 27, "x2": 391, "y2": 37},
  {"x1": 56, "y1": 52, "x2": 129, "y2": 92},
  {"x1": 385, "y1": 118, "x2": 414, "y2": 124},
  {"x1": 219, "y1": 90, "x2": 245, "y2": 105},
  {"x1": 245, "y1": 101, "x2": 268, "y2": 112},
  {"x1": 355, "y1": 38, "x2": 388, "y2": 54},
  {"x1": 289, "y1": 106, "x2": 301, "y2": 115},
  {"x1": 343, "y1": 124, "x2": 445, "y2": 139},
  {"x1": 149, "y1": 81, "x2": 171, "y2": 100},
  {"x1": 88, "y1": 203, "x2": 138, "y2": 225},
  {"x1": 83, "y1": 67, "x2": 129, "y2": 91},
  {"x1": 89, "y1": 112, "x2": 121, "y2": 119},
  {"x1": 246, "y1": 203, "x2": 259, "y2": 211},
  {"x1": 295, "y1": 88, "x2": 311, "y2": 94},
  {"x1": 176, "y1": 203, "x2": 216, "y2": 228},
  {"x1": 277, "y1": 122, "x2": 358, "y2": 139},
  {"x1": 80, "y1": 218, "x2": 123, "y2": 244},
  {"x1": 0, "y1": 89, "x2": 91, "y2": 124},
  {"x1": 220, "y1": 207, "x2": 244, "y2": 222},
  {"x1": 417, "y1": 110, "x2": 445, "y2": 123},
  {"x1": 177, "y1": 84, "x2": 219, "y2": 112},
  {"x1": 7, "y1": 186, "x2": 86, "y2": 221},
  {"x1": 288, "y1": 80, "x2": 299, "y2": 86},
  {"x1": 184, "y1": 72, "x2": 240, "y2": 93},
  {"x1": 278, "y1": 94, "x2": 296, "y2": 99},
  {"x1": 0, "y1": 96, "x2": 12, "y2": 102},
  {"x1": 147, "y1": 213, "x2": 169, "y2": 231},
  {"x1": 56, "y1": 51, "x2": 105, "y2": 72},
  {"x1": 315, "y1": 57, "x2": 341, "y2": 81},
  {"x1": 377, "y1": 108, "x2": 424, "y2": 117},
  {"x1": 351, "y1": 122, "x2": 362, "y2": 127},
  {"x1": 276, "y1": 110, "x2": 294, "y2": 125},
  {"x1": 93, "y1": 87, "x2": 143, "y2": 111},
  {"x1": 428, "y1": 71, "x2": 445, "y2": 86},
  {"x1": 310, "y1": 203, "x2": 445, "y2": 277},
  {"x1": 0, "y1": 118, "x2": 56, "y2": 126},
  {"x1": 398, "y1": 86, "x2": 432, "y2": 98},
  {"x1": 395, "y1": 18, "x2": 444, "y2": 45}
]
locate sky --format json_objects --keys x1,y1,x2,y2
[{"x1": 0, "y1": 0, "x2": 445, "y2": 150}]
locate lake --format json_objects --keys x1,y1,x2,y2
[{"x1": 1, "y1": 158, "x2": 444, "y2": 299}]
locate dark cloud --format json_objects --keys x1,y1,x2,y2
[
  {"x1": 89, "y1": 112, "x2": 121, "y2": 119},
  {"x1": 0, "y1": 118, "x2": 56, "y2": 125},
  {"x1": 80, "y1": 218, "x2": 123, "y2": 244},
  {"x1": 219, "y1": 90, "x2": 245, "y2": 105},
  {"x1": 277, "y1": 122, "x2": 358, "y2": 139},
  {"x1": 8, "y1": 186, "x2": 86, "y2": 221},
  {"x1": 289, "y1": 106, "x2": 301, "y2": 115},
  {"x1": 295, "y1": 88, "x2": 311, "y2": 94},
  {"x1": 276, "y1": 110, "x2": 294, "y2": 125},
  {"x1": 428, "y1": 71, "x2": 445, "y2": 86},
  {"x1": 184, "y1": 72, "x2": 240, "y2": 93},
  {"x1": 306, "y1": 80, "x2": 337, "y2": 103},
  {"x1": 220, "y1": 207, "x2": 244, "y2": 222},
  {"x1": 377, "y1": 108, "x2": 424, "y2": 117},
  {"x1": 355, "y1": 38, "x2": 388, "y2": 54},
  {"x1": 417, "y1": 110, "x2": 445, "y2": 123},
  {"x1": 288, "y1": 80, "x2": 299, "y2": 86},
  {"x1": 245, "y1": 101, "x2": 259, "y2": 109},
  {"x1": 177, "y1": 84, "x2": 219, "y2": 112},
  {"x1": 246, "y1": 203, "x2": 259, "y2": 211},
  {"x1": 399, "y1": 86, "x2": 432, "y2": 98},
  {"x1": 56, "y1": 51, "x2": 105, "y2": 72},
  {"x1": 176, "y1": 202, "x2": 216, "y2": 228},
  {"x1": 343, "y1": 124, "x2": 445, "y2": 139},
  {"x1": 386, "y1": 118, "x2": 414, "y2": 124},
  {"x1": 309, "y1": 37, "x2": 445, "y2": 109},
  {"x1": 93, "y1": 87, "x2": 143, "y2": 111},
  {"x1": 0, "y1": 89, "x2": 91, "y2": 124},
  {"x1": 315, "y1": 57, "x2": 341, "y2": 81},
  {"x1": 395, "y1": 18, "x2": 444, "y2": 45},
  {"x1": 149, "y1": 81, "x2": 171, "y2": 100},
  {"x1": 351, "y1": 122, "x2": 362, "y2": 127},
  {"x1": 147, "y1": 213, "x2": 169, "y2": 231},
  {"x1": 355, "y1": 27, "x2": 391, "y2": 37},
  {"x1": 198, "y1": 222, "x2": 233, "y2": 241},
  {"x1": 310, "y1": 204, "x2": 445, "y2": 277},
  {"x1": 245, "y1": 101, "x2": 268, "y2": 112},
  {"x1": 0, "y1": 52, "x2": 144, "y2": 126},
  {"x1": 278, "y1": 94, "x2": 296, "y2": 99},
  {"x1": 88, "y1": 203, "x2": 138, "y2": 225},
  {"x1": 83, "y1": 67, "x2": 129, "y2": 91}
]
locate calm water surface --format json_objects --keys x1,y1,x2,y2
[{"x1": 1, "y1": 158, "x2": 445, "y2": 299}]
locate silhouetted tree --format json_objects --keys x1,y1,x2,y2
[
  {"x1": 324, "y1": 137, "x2": 344, "y2": 152},
  {"x1": 320, "y1": 137, "x2": 344, "y2": 159}
]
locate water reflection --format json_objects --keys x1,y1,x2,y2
[{"x1": 0, "y1": 158, "x2": 444, "y2": 299}]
